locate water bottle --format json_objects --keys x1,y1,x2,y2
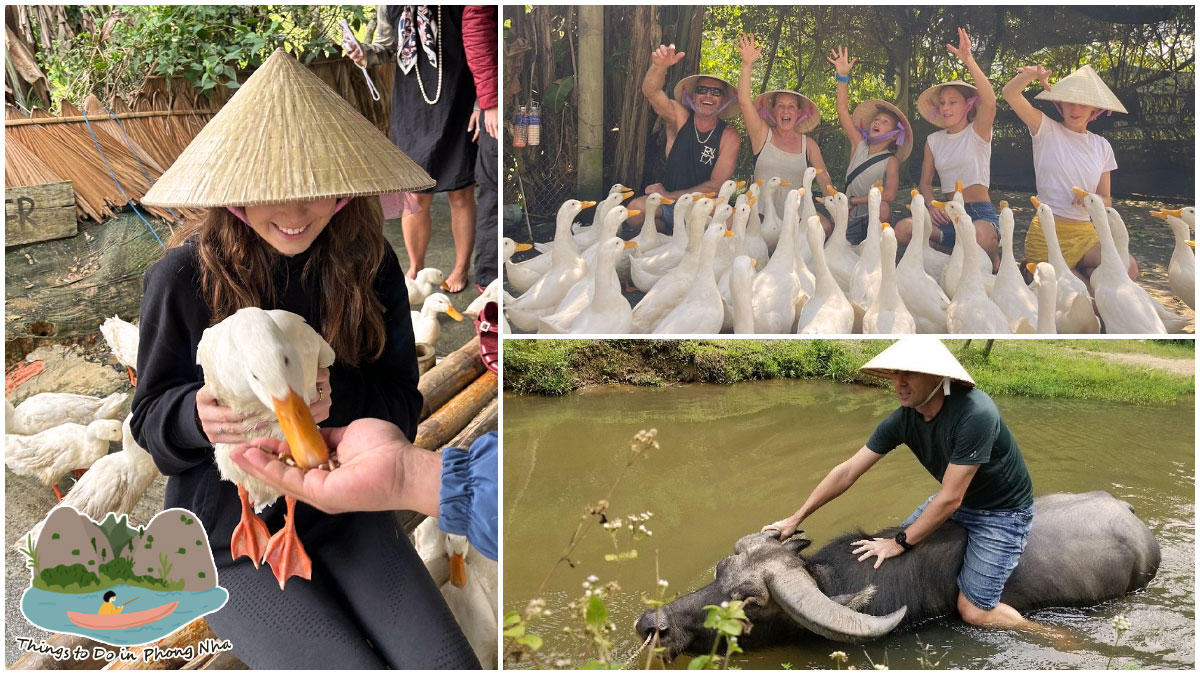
[
  {"x1": 512, "y1": 105, "x2": 528, "y2": 148},
  {"x1": 527, "y1": 101, "x2": 541, "y2": 146}
]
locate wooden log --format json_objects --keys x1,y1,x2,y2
[
  {"x1": 413, "y1": 371, "x2": 497, "y2": 450},
  {"x1": 5, "y1": 211, "x2": 165, "y2": 341},
  {"x1": 3, "y1": 109, "x2": 218, "y2": 126},
  {"x1": 9, "y1": 633, "x2": 109, "y2": 670},
  {"x1": 417, "y1": 336, "x2": 484, "y2": 420},
  {"x1": 5, "y1": 181, "x2": 76, "y2": 247}
]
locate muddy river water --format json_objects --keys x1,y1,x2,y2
[{"x1": 504, "y1": 379, "x2": 1194, "y2": 668}]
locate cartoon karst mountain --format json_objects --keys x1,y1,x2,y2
[{"x1": 131, "y1": 509, "x2": 218, "y2": 592}]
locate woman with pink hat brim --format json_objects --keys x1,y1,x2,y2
[
  {"x1": 827, "y1": 46, "x2": 912, "y2": 245},
  {"x1": 737, "y1": 33, "x2": 836, "y2": 229},
  {"x1": 894, "y1": 28, "x2": 1001, "y2": 271},
  {"x1": 1002, "y1": 64, "x2": 1134, "y2": 285}
]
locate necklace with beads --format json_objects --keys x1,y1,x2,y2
[{"x1": 413, "y1": 6, "x2": 443, "y2": 105}]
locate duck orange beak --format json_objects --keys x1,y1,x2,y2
[
  {"x1": 659, "y1": 196, "x2": 675, "y2": 205},
  {"x1": 1187, "y1": 240, "x2": 1195, "y2": 250},
  {"x1": 579, "y1": 200, "x2": 597, "y2": 209},
  {"x1": 449, "y1": 552, "x2": 468, "y2": 588},
  {"x1": 955, "y1": 180, "x2": 963, "y2": 193},
  {"x1": 999, "y1": 200, "x2": 1009, "y2": 210},
  {"x1": 1071, "y1": 186, "x2": 1090, "y2": 201},
  {"x1": 624, "y1": 241, "x2": 638, "y2": 249},
  {"x1": 910, "y1": 189, "x2": 920, "y2": 197},
  {"x1": 881, "y1": 222, "x2": 891, "y2": 229},
  {"x1": 1031, "y1": 196, "x2": 1042, "y2": 208},
  {"x1": 735, "y1": 180, "x2": 746, "y2": 188},
  {"x1": 930, "y1": 200, "x2": 947, "y2": 211},
  {"x1": 723, "y1": 229, "x2": 734, "y2": 237},
  {"x1": 626, "y1": 209, "x2": 642, "y2": 218},
  {"x1": 515, "y1": 242, "x2": 534, "y2": 252},
  {"x1": 444, "y1": 306, "x2": 464, "y2": 322},
  {"x1": 1025, "y1": 262, "x2": 1037, "y2": 274},
  {"x1": 620, "y1": 191, "x2": 635, "y2": 201},
  {"x1": 439, "y1": 281, "x2": 451, "y2": 291},
  {"x1": 273, "y1": 390, "x2": 328, "y2": 470}
]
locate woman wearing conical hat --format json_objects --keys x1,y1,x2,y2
[
  {"x1": 894, "y1": 28, "x2": 1001, "y2": 270},
  {"x1": 736, "y1": 33, "x2": 836, "y2": 229},
  {"x1": 1003, "y1": 64, "x2": 1133, "y2": 285},
  {"x1": 827, "y1": 45, "x2": 913, "y2": 245},
  {"x1": 135, "y1": 49, "x2": 478, "y2": 668}
]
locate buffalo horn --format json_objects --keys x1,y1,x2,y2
[{"x1": 766, "y1": 567, "x2": 906, "y2": 643}]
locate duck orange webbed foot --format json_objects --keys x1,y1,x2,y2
[
  {"x1": 231, "y1": 485, "x2": 270, "y2": 569},
  {"x1": 262, "y1": 495, "x2": 312, "y2": 590}
]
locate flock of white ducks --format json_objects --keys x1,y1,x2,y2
[{"x1": 505, "y1": 180, "x2": 1193, "y2": 335}]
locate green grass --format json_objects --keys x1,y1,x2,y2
[{"x1": 503, "y1": 339, "x2": 1193, "y2": 405}]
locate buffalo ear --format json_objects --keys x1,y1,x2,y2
[
  {"x1": 782, "y1": 531, "x2": 812, "y2": 553},
  {"x1": 828, "y1": 585, "x2": 878, "y2": 612}
]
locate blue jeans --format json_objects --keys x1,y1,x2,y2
[
  {"x1": 937, "y1": 200, "x2": 1000, "y2": 249},
  {"x1": 660, "y1": 203, "x2": 677, "y2": 232},
  {"x1": 902, "y1": 495, "x2": 1034, "y2": 611}
]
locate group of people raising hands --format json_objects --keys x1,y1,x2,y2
[{"x1": 631, "y1": 28, "x2": 1131, "y2": 289}]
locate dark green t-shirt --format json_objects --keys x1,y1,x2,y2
[{"x1": 866, "y1": 384, "x2": 1033, "y2": 511}]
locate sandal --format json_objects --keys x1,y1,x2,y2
[{"x1": 476, "y1": 301, "x2": 499, "y2": 375}]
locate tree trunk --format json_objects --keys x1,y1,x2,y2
[
  {"x1": 760, "y1": 9, "x2": 784, "y2": 92},
  {"x1": 577, "y1": 5, "x2": 604, "y2": 196},
  {"x1": 610, "y1": 6, "x2": 657, "y2": 190}
]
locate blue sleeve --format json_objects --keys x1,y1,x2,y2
[{"x1": 439, "y1": 432, "x2": 497, "y2": 561}]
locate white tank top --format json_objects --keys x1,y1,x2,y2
[
  {"x1": 752, "y1": 130, "x2": 808, "y2": 217},
  {"x1": 926, "y1": 126, "x2": 991, "y2": 194}
]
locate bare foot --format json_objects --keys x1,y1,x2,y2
[
  {"x1": 444, "y1": 268, "x2": 469, "y2": 294},
  {"x1": 406, "y1": 264, "x2": 422, "y2": 281}
]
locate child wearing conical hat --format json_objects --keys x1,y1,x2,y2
[
  {"x1": 826, "y1": 46, "x2": 912, "y2": 244},
  {"x1": 1003, "y1": 64, "x2": 1133, "y2": 285},
  {"x1": 135, "y1": 49, "x2": 478, "y2": 668},
  {"x1": 894, "y1": 28, "x2": 1001, "y2": 270}
]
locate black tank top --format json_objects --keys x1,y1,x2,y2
[{"x1": 662, "y1": 112, "x2": 726, "y2": 192}]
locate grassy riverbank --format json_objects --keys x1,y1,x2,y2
[{"x1": 503, "y1": 339, "x2": 1193, "y2": 404}]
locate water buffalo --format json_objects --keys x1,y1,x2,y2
[{"x1": 636, "y1": 492, "x2": 1159, "y2": 659}]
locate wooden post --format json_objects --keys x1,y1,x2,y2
[
  {"x1": 5, "y1": 182, "x2": 76, "y2": 247},
  {"x1": 577, "y1": 5, "x2": 604, "y2": 197}
]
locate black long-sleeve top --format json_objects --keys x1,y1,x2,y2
[{"x1": 130, "y1": 235, "x2": 422, "y2": 553}]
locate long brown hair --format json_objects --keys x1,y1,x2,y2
[{"x1": 168, "y1": 196, "x2": 388, "y2": 366}]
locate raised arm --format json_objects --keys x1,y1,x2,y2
[
  {"x1": 827, "y1": 46, "x2": 862, "y2": 148},
  {"x1": 737, "y1": 32, "x2": 769, "y2": 153},
  {"x1": 947, "y1": 27, "x2": 996, "y2": 141},
  {"x1": 643, "y1": 44, "x2": 689, "y2": 133},
  {"x1": 1002, "y1": 65, "x2": 1051, "y2": 134},
  {"x1": 762, "y1": 446, "x2": 885, "y2": 540}
]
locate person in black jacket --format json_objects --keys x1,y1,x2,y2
[{"x1": 135, "y1": 49, "x2": 479, "y2": 669}]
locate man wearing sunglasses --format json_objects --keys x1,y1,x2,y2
[{"x1": 627, "y1": 43, "x2": 741, "y2": 233}]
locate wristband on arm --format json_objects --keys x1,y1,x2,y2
[{"x1": 835, "y1": 74, "x2": 849, "y2": 83}]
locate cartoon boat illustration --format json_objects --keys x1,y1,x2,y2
[{"x1": 66, "y1": 601, "x2": 179, "y2": 630}]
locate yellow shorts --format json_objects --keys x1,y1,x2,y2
[{"x1": 1023, "y1": 215, "x2": 1098, "y2": 268}]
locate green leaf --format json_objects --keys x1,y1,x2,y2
[
  {"x1": 718, "y1": 619, "x2": 743, "y2": 636},
  {"x1": 544, "y1": 75, "x2": 575, "y2": 113},
  {"x1": 503, "y1": 611, "x2": 522, "y2": 628},
  {"x1": 503, "y1": 622, "x2": 525, "y2": 638},
  {"x1": 688, "y1": 654, "x2": 716, "y2": 669},
  {"x1": 586, "y1": 593, "x2": 608, "y2": 629},
  {"x1": 516, "y1": 634, "x2": 543, "y2": 650},
  {"x1": 604, "y1": 553, "x2": 618, "y2": 561}
]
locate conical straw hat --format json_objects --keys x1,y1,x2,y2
[
  {"x1": 859, "y1": 338, "x2": 975, "y2": 387},
  {"x1": 143, "y1": 49, "x2": 434, "y2": 208},
  {"x1": 753, "y1": 89, "x2": 821, "y2": 134},
  {"x1": 915, "y1": 80, "x2": 978, "y2": 127},
  {"x1": 1035, "y1": 65, "x2": 1126, "y2": 114},
  {"x1": 850, "y1": 100, "x2": 912, "y2": 162},
  {"x1": 673, "y1": 74, "x2": 741, "y2": 120}
]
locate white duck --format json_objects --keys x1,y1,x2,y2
[
  {"x1": 751, "y1": 189, "x2": 805, "y2": 333},
  {"x1": 798, "y1": 216, "x2": 855, "y2": 334},
  {"x1": 718, "y1": 202, "x2": 754, "y2": 331},
  {"x1": 1028, "y1": 262, "x2": 1058, "y2": 334},
  {"x1": 797, "y1": 168, "x2": 823, "y2": 243},
  {"x1": 413, "y1": 518, "x2": 498, "y2": 668},
  {"x1": 465, "y1": 279, "x2": 500, "y2": 318},
  {"x1": 412, "y1": 293, "x2": 465, "y2": 347},
  {"x1": 1075, "y1": 188, "x2": 1165, "y2": 334},
  {"x1": 631, "y1": 198, "x2": 715, "y2": 332},
  {"x1": 848, "y1": 188, "x2": 886, "y2": 324},
  {"x1": 1106, "y1": 207, "x2": 1190, "y2": 332},
  {"x1": 579, "y1": 204, "x2": 635, "y2": 270},
  {"x1": 729, "y1": 256, "x2": 756, "y2": 334},
  {"x1": 100, "y1": 316, "x2": 140, "y2": 386},
  {"x1": 539, "y1": 207, "x2": 638, "y2": 332},
  {"x1": 944, "y1": 201, "x2": 1010, "y2": 334},
  {"x1": 540, "y1": 236, "x2": 635, "y2": 334},
  {"x1": 1031, "y1": 197, "x2": 1100, "y2": 334},
  {"x1": 6, "y1": 391, "x2": 126, "y2": 436},
  {"x1": 1151, "y1": 209, "x2": 1195, "y2": 310},
  {"x1": 20, "y1": 414, "x2": 158, "y2": 547},
  {"x1": 502, "y1": 238, "x2": 539, "y2": 294},
  {"x1": 821, "y1": 190, "x2": 860, "y2": 293},
  {"x1": 988, "y1": 202, "x2": 1038, "y2": 333},
  {"x1": 630, "y1": 193, "x2": 698, "y2": 292},
  {"x1": 716, "y1": 179, "x2": 746, "y2": 206},
  {"x1": 759, "y1": 177, "x2": 790, "y2": 252},
  {"x1": 653, "y1": 223, "x2": 733, "y2": 334},
  {"x1": 744, "y1": 183, "x2": 769, "y2": 271},
  {"x1": 197, "y1": 307, "x2": 335, "y2": 589},
  {"x1": 570, "y1": 187, "x2": 633, "y2": 249},
  {"x1": 628, "y1": 192, "x2": 673, "y2": 257},
  {"x1": 506, "y1": 200, "x2": 593, "y2": 331},
  {"x1": 521, "y1": 199, "x2": 597, "y2": 275},
  {"x1": 911, "y1": 190, "x2": 951, "y2": 284},
  {"x1": 6, "y1": 418, "x2": 123, "y2": 500},
  {"x1": 935, "y1": 202, "x2": 993, "y2": 299},
  {"x1": 406, "y1": 268, "x2": 447, "y2": 307},
  {"x1": 896, "y1": 194, "x2": 950, "y2": 334},
  {"x1": 863, "y1": 226, "x2": 916, "y2": 334}
]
